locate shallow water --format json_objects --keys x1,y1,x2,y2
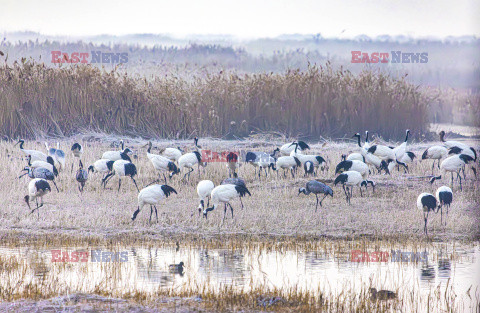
[{"x1": 1, "y1": 242, "x2": 479, "y2": 311}]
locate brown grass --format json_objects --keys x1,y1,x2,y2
[{"x1": 0, "y1": 60, "x2": 431, "y2": 140}]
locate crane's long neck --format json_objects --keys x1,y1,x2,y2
[
  {"x1": 19, "y1": 140, "x2": 24, "y2": 149},
  {"x1": 356, "y1": 135, "x2": 361, "y2": 147},
  {"x1": 365, "y1": 131, "x2": 369, "y2": 143},
  {"x1": 404, "y1": 131, "x2": 409, "y2": 143}
]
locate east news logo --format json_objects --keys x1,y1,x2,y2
[
  {"x1": 51, "y1": 51, "x2": 128, "y2": 64},
  {"x1": 351, "y1": 51, "x2": 428, "y2": 63}
]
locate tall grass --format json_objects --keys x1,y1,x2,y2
[{"x1": 0, "y1": 60, "x2": 430, "y2": 139}]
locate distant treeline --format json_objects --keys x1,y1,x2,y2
[
  {"x1": 0, "y1": 60, "x2": 433, "y2": 140},
  {"x1": 1, "y1": 36, "x2": 479, "y2": 89}
]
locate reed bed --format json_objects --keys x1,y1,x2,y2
[{"x1": 0, "y1": 59, "x2": 430, "y2": 140}]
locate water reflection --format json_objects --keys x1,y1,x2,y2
[{"x1": 0, "y1": 242, "x2": 478, "y2": 310}]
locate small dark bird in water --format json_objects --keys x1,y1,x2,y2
[
  {"x1": 369, "y1": 288, "x2": 397, "y2": 300},
  {"x1": 169, "y1": 261, "x2": 184, "y2": 274}
]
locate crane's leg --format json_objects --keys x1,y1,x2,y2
[
  {"x1": 229, "y1": 203, "x2": 234, "y2": 219},
  {"x1": 343, "y1": 185, "x2": 348, "y2": 202},
  {"x1": 451, "y1": 172, "x2": 454, "y2": 186},
  {"x1": 440, "y1": 206, "x2": 443, "y2": 225},
  {"x1": 431, "y1": 160, "x2": 435, "y2": 175},
  {"x1": 163, "y1": 173, "x2": 167, "y2": 185},
  {"x1": 154, "y1": 205, "x2": 158, "y2": 223},
  {"x1": 424, "y1": 212, "x2": 428, "y2": 235},
  {"x1": 223, "y1": 203, "x2": 227, "y2": 223},
  {"x1": 131, "y1": 176, "x2": 140, "y2": 192},
  {"x1": 52, "y1": 180, "x2": 59, "y2": 192},
  {"x1": 315, "y1": 194, "x2": 319, "y2": 212},
  {"x1": 264, "y1": 168, "x2": 268, "y2": 177},
  {"x1": 239, "y1": 196, "x2": 244, "y2": 209},
  {"x1": 319, "y1": 194, "x2": 328, "y2": 207},
  {"x1": 118, "y1": 178, "x2": 122, "y2": 192},
  {"x1": 458, "y1": 172, "x2": 462, "y2": 191},
  {"x1": 291, "y1": 168, "x2": 295, "y2": 179},
  {"x1": 149, "y1": 205, "x2": 153, "y2": 223},
  {"x1": 360, "y1": 186, "x2": 363, "y2": 197},
  {"x1": 462, "y1": 165, "x2": 466, "y2": 180}
]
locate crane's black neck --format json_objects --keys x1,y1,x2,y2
[
  {"x1": 365, "y1": 131, "x2": 369, "y2": 143},
  {"x1": 355, "y1": 135, "x2": 361, "y2": 147},
  {"x1": 404, "y1": 131, "x2": 409, "y2": 143}
]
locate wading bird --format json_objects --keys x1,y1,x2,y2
[
  {"x1": 276, "y1": 156, "x2": 301, "y2": 178},
  {"x1": 436, "y1": 186, "x2": 453, "y2": 225},
  {"x1": 104, "y1": 160, "x2": 139, "y2": 192},
  {"x1": 203, "y1": 184, "x2": 251, "y2": 221},
  {"x1": 430, "y1": 154, "x2": 474, "y2": 190},
  {"x1": 24, "y1": 178, "x2": 51, "y2": 217},
  {"x1": 353, "y1": 133, "x2": 390, "y2": 174},
  {"x1": 280, "y1": 140, "x2": 309, "y2": 156},
  {"x1": 226, "y1": 152, "x2": 239, "y2": 177},
  {"x1": 46, "y1": 142, "x2": 66, "y2": 172},
  {"x1": 334, "y1": 171, "x2": 375, "y2": 204},
  {"x1": 88, "y1": 159, "x2": 115, "y2": 188},
  {"x1": 298, "y1": 180, "x2": 333, "y2": 211},
  {"x1": 178, "y1": 150, "x2": 202, "y2": 181},
  {"x1": 417, "y1": 192, "x2": 437, "y2": 235},
  {"x1": 71, "y1": 142, "x2": 83, "y2": 171},
  {"x1": 335, "y1": 160, "x2": 369, "y2": 179},
  {"x1": 15, "y1": 139, "x2": 47, "y2": 162},
  {"x1": 102, "y1": 147, "x2": 132, "y2": 162},
  {"x1": 146, "y1": 141, "x2": 180, "y2": 184},
  {"x1": 245, "y1": 149, "x2": 278, "y2": 177},
  {"x1": 196, "y1": 180, "x2": 215, "y2": 216},
  {"x1": 290, "y1": 143, "x2": 327, "y2": 175},
  {"x1": 132, "y1": 184, "x2": 177, "y2": 222},
  {"x1": 422, "y1": 145, "x2": 448, "y2": 174},
  {"x1": 27, "y1": 155, "x2": 58, "y2": 176},
  {"x1": 304, "y1": 161, "x2": 315, "y2": 176},
  {"x1": 369, "y1": 288, "x2": 397, "y2": 301},
  {"x1": 221, "y1": 176, "x2": 247, "y2": 208},
  {"x1": 19, "y1": 166, "x2": 59, "y2": 192},
  {"x1": 76, "y1": 160, "x2": 88, "y2": 192},
  {"x1": 367, "y1": 136, "x2": 408, "y2": 172}
]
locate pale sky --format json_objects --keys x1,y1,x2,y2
[{"x1": 1, "y1": 0, "x2": 479, "y2": 38}]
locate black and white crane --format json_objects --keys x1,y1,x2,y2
[
  {"x1": 196, "y1": 180, "x2": 215, "y2": 216},
  {"x1": 45, "y1": 142, "x2": 66, "y2": 172},
  {"x1": 304, "y1": 161, "x2": 315, "y2": 176},
  {"x1": 221, "y1": 176, "x2": 247, "y2": 208},
  {"x1": 352, "y1": 133, "x2": 390, "y2": 174},
  {"x1": 132, "y1": 184, "x2": 177, "y2": 223},
  {"x1": 392, "y1": 129, "x2": 410, "y2": 165},
  {"x1": 160, "y1": 145, "x2": 183, "y2": 162},
  {"x1": 417, "y1": 192, "x2": 437, "y2": 236},
  {"x1": 88, "y1": 159, "x2": 115, "y2": 188},
  {"x1": 76, "y1": 160, "x2": 88, "y2": 192},
  {"x1": 104, "y1": 160, "x2": 139, "y2": 192},
  {"x1": 102, "y1": 147, "x2": 132, "y2": 162},
  {"x1": 146, "y1": 141, "x2": 180, "y2": 184},
  {"x1": 19, "y1": 166, "x2": 59, "y2": 192},
  {"x1": 366, "y1": 136, "x2": 408, "y2": 172},
  {"x1": 178, "y1": 150, "x2": 202, "y2": 181},
  {"x1": 334, "y1": 171, "x2": 375, "y2": 204},
  {"x1": 245, "y1": 149, "x2": 278, "y2": 177},
  {"x1": 71, "y1": 142, "x2": 83, "y2": 171},
  {"x1": 280, "y1": 140, "x2": 309, "y2": 156},
  {"x1": 298, "y1": 180, "x2": 333, "y2": 211},
  {"x1": 15, "y1": 139, "x2": 47, "y2": 162},
  {"x1": 364, "y1": 131, "x2": 371, "y2": 150},
  {"x1": 203, "y1": 184, "x2": 251, "y2": 221},
  {"x1": 276, "y1": 156, "x2": 301, "y2": 178},
  {"x1": 436, "y1": 186, "x2": 453, "y2": 225},
  {"x1": 27, "y1": 155, "x2": 58, "y2": 176},
  {"x1": 289, "y1": 143, "x2": 327, "y2": 175},
  {"x1": 335, "y1": 159, "x2": 370, "y2": 179},
  {"x1": 430, "y1": 154, "x2": 474, "y2": 190},
  {"x1": 422, "y1": 146, "x2": 448, "y2": 174},
  {"x1": 24, "y1": 178, "x2": 51, "y2": 217}
]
